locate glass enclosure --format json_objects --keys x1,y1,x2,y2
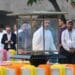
[{"x1": 17, "y1": 15, "x2": 58, "y2": 55}]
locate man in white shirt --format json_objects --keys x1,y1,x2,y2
[
  {"x1": 61, "y1": 20, "x2": 75, "y2": 63},
  {"x1": 31, "y1": 19, "x2": 57, "y2": 66},
  {"x1": 1, "y1": 25, "x2": 16, "y2": 50},
  {"x1": 0, "y1": 24, "x2": 6, "y2": 49},
  {"x1": 32, "y1": 19, "x2": 56, "y2": 53}
]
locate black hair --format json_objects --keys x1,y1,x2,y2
[
  {"x1": 67, "y1": 20, "x2": 73, "y2": 25},
  {"x1": 59, "y1": 15, "x2": 66, "y2": 24},
  {"x1": 0, "y1": 24, "x2": 4, "y2": 28},
  {"x1": 6, "y1": 25, "x2": 11, "y2": 28}
]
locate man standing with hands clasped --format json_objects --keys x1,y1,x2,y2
[
  {"x1": 32, "y1": 19, "x2": 56, "y2": 52},
  {"x1": 1, "y1": 25, "x2": 16, "y2": 50},
  {"x1": 61, "y1": 20, "x2": 75, "y2": 63}
]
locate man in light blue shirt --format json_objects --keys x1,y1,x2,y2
[{"x1": 18, "y1": 23, "x2": 31, "y2": 50}]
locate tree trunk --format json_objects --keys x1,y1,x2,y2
[
  {"x1": 49, "y1": 0, "x2": 65, "y2": 18},
  {"x1": 49, "y1": 0, "x2": 61, "y2": 11}
]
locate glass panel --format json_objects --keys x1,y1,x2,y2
[
  {"x1": 32, "y1": 18, "x2": 43, "y2": 54},
  {"x1": 43, "y1": 18, "x2": 58, "y2": 52},
  {"x1": 17, "y1": 16, "x2": 58, "y2": 57},
  {"x1": 17, "y1": 16, "x2": 32, "y2": 54}
]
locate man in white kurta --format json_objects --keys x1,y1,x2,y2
[
  {"x1": 32, "y1": 19, "x2": 56, "y2": 52},
  {"x1": 0, "y1": 25, "x2": 6, "y2": 49},
  {"x1": 31, "y1": 20, "x2": 57, "y2": 65},
  {"x1": 61, "y1": 20, "x2": 75, "y2": 63},
  {"x1": 61, "y1": 28, "x2": 75, "y2": 51}
]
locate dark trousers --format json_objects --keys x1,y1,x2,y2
[{"x1": 58, "y1": 47, "x2": 75, "y2": 64}]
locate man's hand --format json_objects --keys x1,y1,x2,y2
[
  {"x1": 5, "y1": 40, "x2": 8, "y2": 43},
  {"x1": 59, "y1": 44, "x2": 62, "y2": 48},
  {"x1": 58, "y1": 44, "x2": 62, "y2": 50},
  {"x1": 10, "y1": 41, "x2": 13, "y2": 44},
  {"x1": 69, "y1": 48, "x2": 75, "y2": 53}
]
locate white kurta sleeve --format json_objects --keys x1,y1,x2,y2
[
  {"x1": 32, "y1": 31, "x2": 41, "y2": 51},
  {"x1": 61, "y1": 31, "x2": 69, "y2": 51},
  {"x1": 49, "y1": 32, "x2": 57, "y2": 51}
]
